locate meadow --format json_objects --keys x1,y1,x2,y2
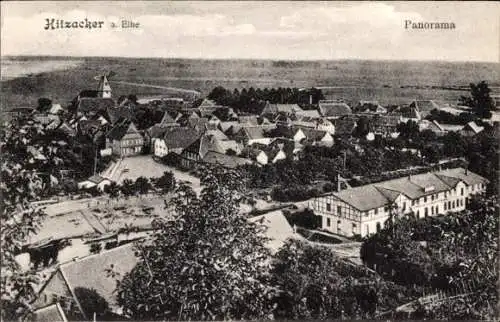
[{"x1": 1, "y1": 56, "x2": 499, "y2": 109}]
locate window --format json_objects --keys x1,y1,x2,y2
[
  {"x1": 416, "y1": 210, "x2": 420, "y2": 218},
  {"x1": 424, "y1": 207, "x2": 428, "y2": 217},
  {"x1": 461, "y1": 188, "x2": 464, "y2": 196},
  {"x1": 374, "y1": 208, "x2": 378, "y2": 215},
  {"x1": 352, "y1": 223, "x2": 357, "y2": 232},
  {"x1": 431, "y1": 207, "x2": 434, "y2": 215},
  {"x1": 435, "y1": 206, "x2": 439, "y2": 214},
  {"x1": 448, "y1": 201, "x2": 451, "y2": 209},
  {"x1": 337, "y1": 206, "x2": 342, "y2": 216},
  {"x1": 326, "y1": 203, "x2": 331, "y2": 211},
  {"x1": 326, "y1": 218, "x2": 331, "y2": 227},
  {"x1": 444, "y1": 203, "x2": 447, "y2": 210},
  {"x1": 431, "y1": 195, "x2": 435, "y2": 201},
  {"x1": 452, "y1": 201, "x2": 455, "y2": 208},
  {"x1": 376, "y1": 222, "x2": 381, "y2": 232},
  {"x1": 402, "y1": 202, "x2": 406, "y2": 211},
  {"x1": 424, "y1": 196, "x2": 427, "y2": 203}
]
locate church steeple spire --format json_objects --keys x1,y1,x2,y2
[{"x1": 95, "y1": 71, "x2": 115, "y2": 98}]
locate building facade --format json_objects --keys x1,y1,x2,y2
[{"x1": 310, "y1": 168, "x2": 488, "y2": 237}]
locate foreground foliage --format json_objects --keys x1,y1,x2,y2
[
  {"x1": 116, "y1": 167, "x2": 276, "y2": 320},
  {"x1": 361, "y1": 195, "x2": 498, "y2": 319}
]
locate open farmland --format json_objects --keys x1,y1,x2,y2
[{"x1": 2, "y1": 56, "x2": 499, "y2": 109}]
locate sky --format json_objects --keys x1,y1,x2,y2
[{"x1": 1, "y1": 1, "x2": 499, "y2": 62}]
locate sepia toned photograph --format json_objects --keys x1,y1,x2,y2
[{"x1": 1, "y1": 1, "x2": 499, "y2": 321}]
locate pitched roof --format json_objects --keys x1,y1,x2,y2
[
  {"x1": 295, "y1": 109, "x2": 321, "y2": 119},
  {"x1": 249, "y1": 211, "x2": 296, "y2": 253},
  {"x1": 238, "y1": 115, "x2": 259, "y2": 126},
  {"x1": 29, "y1": 303, "x2": 68, "y2": 322},
  {"x1": 318, "y1": 101, "x2": 352, "y2": 117},
  {"x1": 106, "y1": 121, "x2": 141, "y2": 141},
  {"x1": 217, "y1": 140, "x2": 242, "y2": 154},
  {"x1": 299, "y1": 127, "x2": 330, "y2": 141},
  {"x1": 329, "y1": 168, "x2": 487, "y2": 211},
  {"x1": 219, "y1": 121, "x2": 239, "y2": 133},
  {"x1": 201, "y1": 151, "x2": 252, "y2": 168},
  {"x1": 104, "y1": 106, "x2": 133, "y2": 124},
  {"x1": 410, "y1": 100, "x2": 440, "y2": 114},
  {"x1": 58, "y1": 243, "x2": 139, "y2": 314},
  {"x1": 77, "y1": 98, "x2": 115, "y2": 113},
  {"x1": 87, "y1": 175, "x2": 108, "y2": 184},
  {"x1": 159, "y1": 112, "x2": 178, "y2": 126},
  {"x1": 462, "y1": 121, "x2": 484, "y2": 134},
  {"x1": 205, "y1": 129, "x2": 229, "y2": 141},
  {"x1": 335, "y1": 184, "x2": 392, "y2": 211},
  {"x1": 437, "y1": 168, "x2": 489, "y2": 186},
  {"x1": 161, "y1": 127, "x2": 200, "y2": 150},
  {"x1": 242, "y1": 126, "x2": 268, "y2": 140},
  {"x1": 261, "y1": 103, "x2": 303, "y2": 115},
  {"x1": 334, "y1": 117, "x2": 357, "y2": 135}
]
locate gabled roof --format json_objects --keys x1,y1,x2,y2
[
  {"x1": 77, "y1": 98, "x2": 115, "y2": 113},
  {"x1": 462, "y1": 121, "x2": 484, "y2": 134},
  {"x1": 159, "y1": 112, "x2": 177, "y2": 126},
  {"x1": 318, "y1": 101, "x2": 352, "y2": 117},
  {"x1": 219, "y1": 121, "x2": 239, "y2": 133},
  {"x1": 57, "y1": 243, "x2": 139, "y2": 314},
  {"x1": 296, "y1": 127, "x2": 329, "y2": 141},
  {"x1": 334, "y1": 184, "x2": 391, "y2": 211},
  {"x1": 410, "y1": 100, "x2": 440, "y2": 114},
  {"x1": 238, "y1": 115, "x2": 259, "y2": 126},
  {"x1": 329, "y1": 168, "x2": 487, "y2": 211},
  {"x1": 355, "y1": 100, "x2": 387, "y2": 113},
  {"x1": 205, "y1": 128, "x2": 228, "y2": 141},
  {"x1": 160, "y1": 127, "x2": 200, "y2": 150},
  {"x1": 241, "y1": 126, "x2": 268, "y2": 140},
  {"x1": 437, "y1": 168, "x2": 489, "y2": 186},
  {"x1": 184, "y1": 134, "x2": 224, "y2": 157},
  {"x1": 295, "y1": 109, "x2": 321, "y2": 119},
  {"x1": 106, "y1": 121, "x2": 141, "y2": 141}
]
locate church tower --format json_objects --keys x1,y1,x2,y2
[{"x1": 97, "y1": 74, "x2": 112, "y2": 98}]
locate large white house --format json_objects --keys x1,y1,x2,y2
[{"x1": 310, "y1": 168, "x2": 488, "y2": 237}]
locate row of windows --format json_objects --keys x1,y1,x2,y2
[
  {"x1": 121, "y1": 139, "x2": 143, "y2": 147},
  {"x1": 326, "y1": 218, "x2": 357, "y2": 233}
]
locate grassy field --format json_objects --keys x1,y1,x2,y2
[{"x1": 1, "y1": 56, "x2": 499, "y2": 109}]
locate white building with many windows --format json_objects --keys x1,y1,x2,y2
[{"x1": 310, "y1": 168, "x2": 488, "y2": 237}]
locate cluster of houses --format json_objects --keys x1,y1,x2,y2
[{"x1": 6, "y1": 74, "x2": 488, "y2": 191}]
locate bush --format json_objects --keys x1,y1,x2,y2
[
  {"x1": 89, "y1": 243, "x2": 102, "y2": 254},
  {"x1": 271, "y1": 185, "x2": 322, "y2": 202},
  {"x1": 285, "y1": 208, "x2": 321, "y2": 229}
]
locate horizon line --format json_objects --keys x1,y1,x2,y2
[{"x1": 2, "y1": 54, "x2": 499, "y2": 64}]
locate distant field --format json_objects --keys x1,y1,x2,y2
[{"x1": 1, "y1": 56, "x2": 499, "y2": 109}]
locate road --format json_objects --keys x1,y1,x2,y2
[{"x1": 111, "y1": 80, "x2": 201, "y2": 96}]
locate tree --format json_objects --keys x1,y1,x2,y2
[
  {"x1": 154, "y1": 171, "x2": 175, "y2": 193},
  {"x1": 272, "y1": 240, "x2": 408, "y2": 319},
  {"x1": 73, "y1": 287, "x2": 111, "y2": 319},
  {"x1": 460, "y1": 81, "x2": 495, "y2": 119},
  {"x1": 134, "y1": 177, "x2": 151, "y2": 195},
  {"x1": 1, "y1": 116, "x2": 47, "y2": 320},
  {"x1": 116, "y1": 166, "x2": 276, "y2": 320},
  {"x1": 120, "y1": 179, "x2": 135, "y2": 197},
  {"x1": 37, "y1": 97, "x2": 52, "y2": 112},
  {"x1": 104, "y1": 181, "x2": 120, "y2": 198}
]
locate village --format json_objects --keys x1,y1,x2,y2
[{"x1": 2, "y1": 70, "x2": 499, "y2": 321}]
